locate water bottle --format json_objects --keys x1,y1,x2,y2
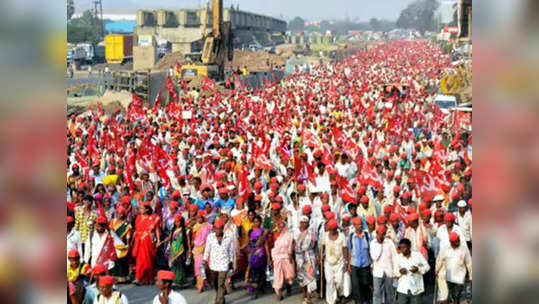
[
  {"x1": 200, "y1": 263, "x2": 206, "y2": 280},
  {"x1": 266, "y1": 265, "x2": 273, "y2": 282},
  {"x1": 185, "y1": 256, "x2": 191, "y2": 266}
]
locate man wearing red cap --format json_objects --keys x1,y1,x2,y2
[
  {"x1": 394, "y1": 238, "x2": 430, "y2": 304},
  {"x1": 153, "y1": 270, "x2": 187, "y2": 304},
  {"x1": 370, "y1": 225, "x2": 397, "y2": 304},
  {"x1": 67, "y1": 216, "x2": 82, "y2": 261},
  {"x1": 322, "y1": 219, "x2": 348, "y2": 304},
  {"x1": 435, "y1": 233, "x2": 472, "y2": 304},
  {"x1": 203, "y1": 218, "x2": 233, "y2": 304},
  {"x1": 347, "y1": 215, "x2": 373, "y2": 304},
  {"x1": 404, "y1": 212, "x2": 428, "y2": 258},
  {"x1": 436, "y1": 213, "x2": 464, "y2": 252},
  {"x1": 95, "y1": 275, "x2": 129, "y2": 304},
  {"x1": 84, "y1": 216, "x2": 117, "y2": 270}
]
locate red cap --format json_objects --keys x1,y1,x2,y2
[
  {"x1": 444, "y1": 213, "x2": 456, "y2": 222},
  {"x1": 468, "y1": 198, "x2": 472, "y2": 206},
  {"x1": 197, "y1": 210, "x2": 206, "y2": 217},
  {"x1": 302, "y1": 205, "x2": 312, "y2": 214},
  {"x1": 270, "y1": 183, "x2": 279, "y2": 191},
  {"x1": 389, "y1": 213, "x2": 400, "y2": 222},
  {"x1": 358, "y1": 186, "x2": 366, "y2": 194},
  {"x1": 376, "y1": 225, "x2": 387, "y2": 235},
  {"x1": 456, "y1": 183, "x2": 464, "y2": 192},
  {"x1": 213, "y1": 219, "x2": 224, "y2": 228},
  {"x1": 272, "y1": 203, "x2": 281, "y2": 210},
  {"x1": 418, "y1": 203, "x2": 427, "y2": 211},
  {"x1": 68, "y1": 249, "x2": 80, "y2": 259},
  {"x1": 254, "y1": 182, "x2": 263, "y2": 190},
  {"x1": 121, "y1": 196, "x2": 131, "y2": 205},
  {"x1": 393, "y1": 185, "x2": 400, "y2": 193},
  {"x1": 342, "y1": 215, "x2": 351, "y2": 221},
  {"x1": 441, "y1": 184, "x2": 451, "y2": 192},
  {"x1": 383, "y1": 205, "x2": 393, "y2": 213},
  {"x1": 327, "y1": 219, "x2": 338, "y2": 229},
  {"x1": 298, "y1": 184, "x2": 306, "y2": 191},
  {"x1": 218, "y1": 187, "x2": 228, "y2": 194},
  {"x1": 366, "y1": 216, "x2": 376, "y2": 225},
  {"x1": 360, "y1": 195, "x2": 369, "y2": 203},
  {"x1": 322, "y1": 204, "x2": 331, "y2": 212},
  {"x1": 117, "y1": 206, "x2": 126, "y2": 215},
  {"x1": 99, "y1": 275, "x2": 115, "y2": 286},
  {"x1": 174, "y1": 214, "x2": 182, "y2": 222},
  {"x1": 402, "y1": 191, "x2": 412, "y2": 199},
  {"x1": 189, "y1": 204, "x2": 198, "y2": 212},
  {"x1": 407, "y1": 206, "x2": 416, "y2": 214},
  {"x1": 157, "y1": 270, "x2": 175, "y2": 281},
  {"x1": 170, "y1": 201, "x2": 179, "y2": 209},
  {"x1": 275, "y1": 195, "x2": 283, "y2": 202},
  {"x1": 96, "y1": 216, "x2": 108, "y2": 224},
  {"x1": 91, "y1": 264, "x2": 107, "y2": 275},
  {"x1": 352, "y1": 217, "x2": 362, "y2": 225},
  {"x1": 449, "y1": 232, "x2": 460, "y2": 242},
  {"x1": 172, "y1": 190, "x2": 181, "y2": 198},
  {"x1": 67, "y1": 216, "x2": 75, "y2": 223},
  {"x1": 254, "y1": 195, "x2": 263, "y2": 201},
  {"x1": 421, "y1": 209, "x2": 432, "y2": 216},
  {"x1": 321, "y1": 192, "x2": 330, "y2": 199},
  {"x1": 406, "y1": 213, "x2": 419, "y2": 222},
  {"x1": 377, "y1": 215, "x2": 387, "y2": 224}
]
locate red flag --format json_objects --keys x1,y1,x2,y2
[
  {"x1": 151, "y1": 89, "x2": 162, "y2": 114},
  {"x1": 166, "y1": 75, "x2": 178, "y2": 104},
  {"x1": 95, "y1": 233, "x2": 117, "y2": 268},
  {"x1": 239, "y1": 167, "x2": 251, "y2": 200},
  {"x1": 202, "y1": 76, "x2": 217, "y2": 92}
]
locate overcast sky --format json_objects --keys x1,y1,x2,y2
[{"x1": 75, "y1": 0, "x2": 421, "y2": 21}]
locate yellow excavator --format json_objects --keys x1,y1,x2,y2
[{"x1": 180, "y1": 0, "x2": 233, "y2": 81}]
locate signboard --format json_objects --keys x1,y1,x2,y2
[
  {"x1": 443, "y1": 27, "x2": 459, "y2": 34},
  {"x1": 138, "y1": 35, "x2": 153, "y2": 46}
]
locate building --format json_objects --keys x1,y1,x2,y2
[{"x1": 133, "y1": 7, "x2": 287, "y2": 54}]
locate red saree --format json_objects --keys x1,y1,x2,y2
[{"x1": 132, "y1": 214, "x2": 160, "y2": 283}]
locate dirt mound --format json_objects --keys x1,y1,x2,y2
[
  {"x1": 154, "y1": 51, "x2": 186, "y2": 70},
  {"x1": 227, "y1": 50, "x2": 286, "y2": 72}
]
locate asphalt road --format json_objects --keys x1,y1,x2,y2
[{"x1": 118, "y1": 280, "x2": 438, "y2": 304}]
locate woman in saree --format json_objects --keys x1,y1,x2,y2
[
  {"x1": 132, "y1": 201, "x2": 161, "y2": 285},
  {"x1": 110, "y1": 206, "x2": 132, "y2": 283},
  {"x1": 244, "y1": 215, "x2": 270, "y2": 299},
  {"x1": 271, "y1": 220, "x2": 295, "y2": 301},
  {"x1": 294, "y1": 215, "x2": 318, "y2": 304},
  {"x1": 237, "y1": 210, "x2": 254, "y2": 274},
  {"x1": 159, "y1": 214, "x2": 191, "y2": 287},
  {"x1": 191, "y1": 210, "x2": 213, "y2": 292}
]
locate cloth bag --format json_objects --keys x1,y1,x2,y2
[{"x1": 343, "y1": 271, "x2": 351, "y2": 297}]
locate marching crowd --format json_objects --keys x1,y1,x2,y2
[{"x1": 67, "y1": 40, "x2": 472, "y2": 304}]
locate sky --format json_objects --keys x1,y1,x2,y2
[{"x1": 75, "y1": 0, "x2": 422, "y2": 21}]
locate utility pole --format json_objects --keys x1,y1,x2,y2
[{"x1": 93, "y1": 0, "x2": 104, "y2": 41}]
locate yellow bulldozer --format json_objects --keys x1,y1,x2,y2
[
  {"x1": 440, "y1": 60, "x2": 472, "y2": 97},
  {"x1": 180, "y1": 0, "x2": 233, "y2": 81}
]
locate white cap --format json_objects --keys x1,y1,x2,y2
[
  {"x1": 433, "y1": 195, "x2": 444, "y2": 202},
  {"x1": 299, "y1": 215, "x2": 310, "y2": 223},
  {"x1": 457, "y1": 200, "x2": 467, "y2": 208}
]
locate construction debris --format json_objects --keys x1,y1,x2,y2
[
  {"x1": 226, "y1": 50, "x2": 287, "y2": 72},
  {"x1": 154, "y1": 51, "x2": 186, "y2": 70}
]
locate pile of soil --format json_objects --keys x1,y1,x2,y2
[
  {"x1": 227, "y1": 50, "x2": 286, "y2": 72},
  {"x1": 154, "y1": 51, "x2": 186, "y2": 70}
]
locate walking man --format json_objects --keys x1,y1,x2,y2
[
  {"x1": 347, "y1": 217, "x2": 372, "y2": 304},
  {"x1": 394, "y1": 238, "x2": 430, "y2": 304},
  {"x1": 203, "y1": 218, "x2": 233, "y2": 304},
  {"x1": 435, "y1": 232, "x2": 472, "y2": 304},
  {"x1": 153, "y1": 270, "x2": 188, "y2": 304},
  {"x1": 371, "y1": 225, "x2": 397, "y2": 304}
]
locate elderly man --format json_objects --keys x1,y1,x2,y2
[
  {"x1": 153, "y1": 270, "x2": 188, "y2": 304},
  {"x1": 322, "y1": 219, "x2": 348, "y2": 304},
  {"x1": 94, "y1": 276, "x2": 128, "y2": 304},
  {"x1": 435, "y1": 233, "x2": 472, "y2": 304},
  {"x1": 393, "y1": 238, "x2": 430, "y2": 304},
  {"x1": 371, "y1": 225, "x2": 397, "y2": 304},
  {"x1": 348, "y1": 216, "x2": 372, "y2": 304}
]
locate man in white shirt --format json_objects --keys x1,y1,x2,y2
[
  {"x1": 393, "y1": 238, "x2": 430, "y2": 304},
  {"x1": 203, "y1": 219, "x2": 233, "y2": 304},
  {"x1": 67, "y1": 216, "x2": 82, "y2": 260},
  {"x1": 153, "y1": 270, "x2": 188, "y2": 304},
  {"x1": 370, "y1": 225, "x2": 397, "y2": 304},
  {"x1": 455, "y1": 200, "x2": 472, "y2": 251},
  {"x1": 84, "y1": 216, "x2": 115, "y2": 270},
  {"x1": 435, "y1": 233, "x2": 472, "y2": 304},
  {"x1": 436, "y1": 213, "x2": 464, "y2": 250}
]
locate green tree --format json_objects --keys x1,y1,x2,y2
[
  {"x1": 67, "y1": 0, "x2": 74, "y2": 20},
  {"x1": 369, "y1": 18, "x2": 381, "y2": 31},
  {"x1": 67, "y1": 10, "x2": 100, "y2": 44},
  {"x1": 396, "y1": 0, "x2": 440, "y2": 33},
  {"x1": 288, "y1": 16, "x2": 305, "y2": 32}
]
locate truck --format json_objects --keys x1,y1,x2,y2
[
  {"x1": 67, "y1": 46, "x2": 86, "y2": 66},
  {"x1": 77, "y1": 43, "x2": 106, "y2": 64},
  {"x1": 105, "y1": 34, "x2": 133, "y2": 64}
]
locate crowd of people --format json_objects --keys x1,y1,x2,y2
[{"x1": 67, "y1": 40, "x2": 472, "y2": 304}]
